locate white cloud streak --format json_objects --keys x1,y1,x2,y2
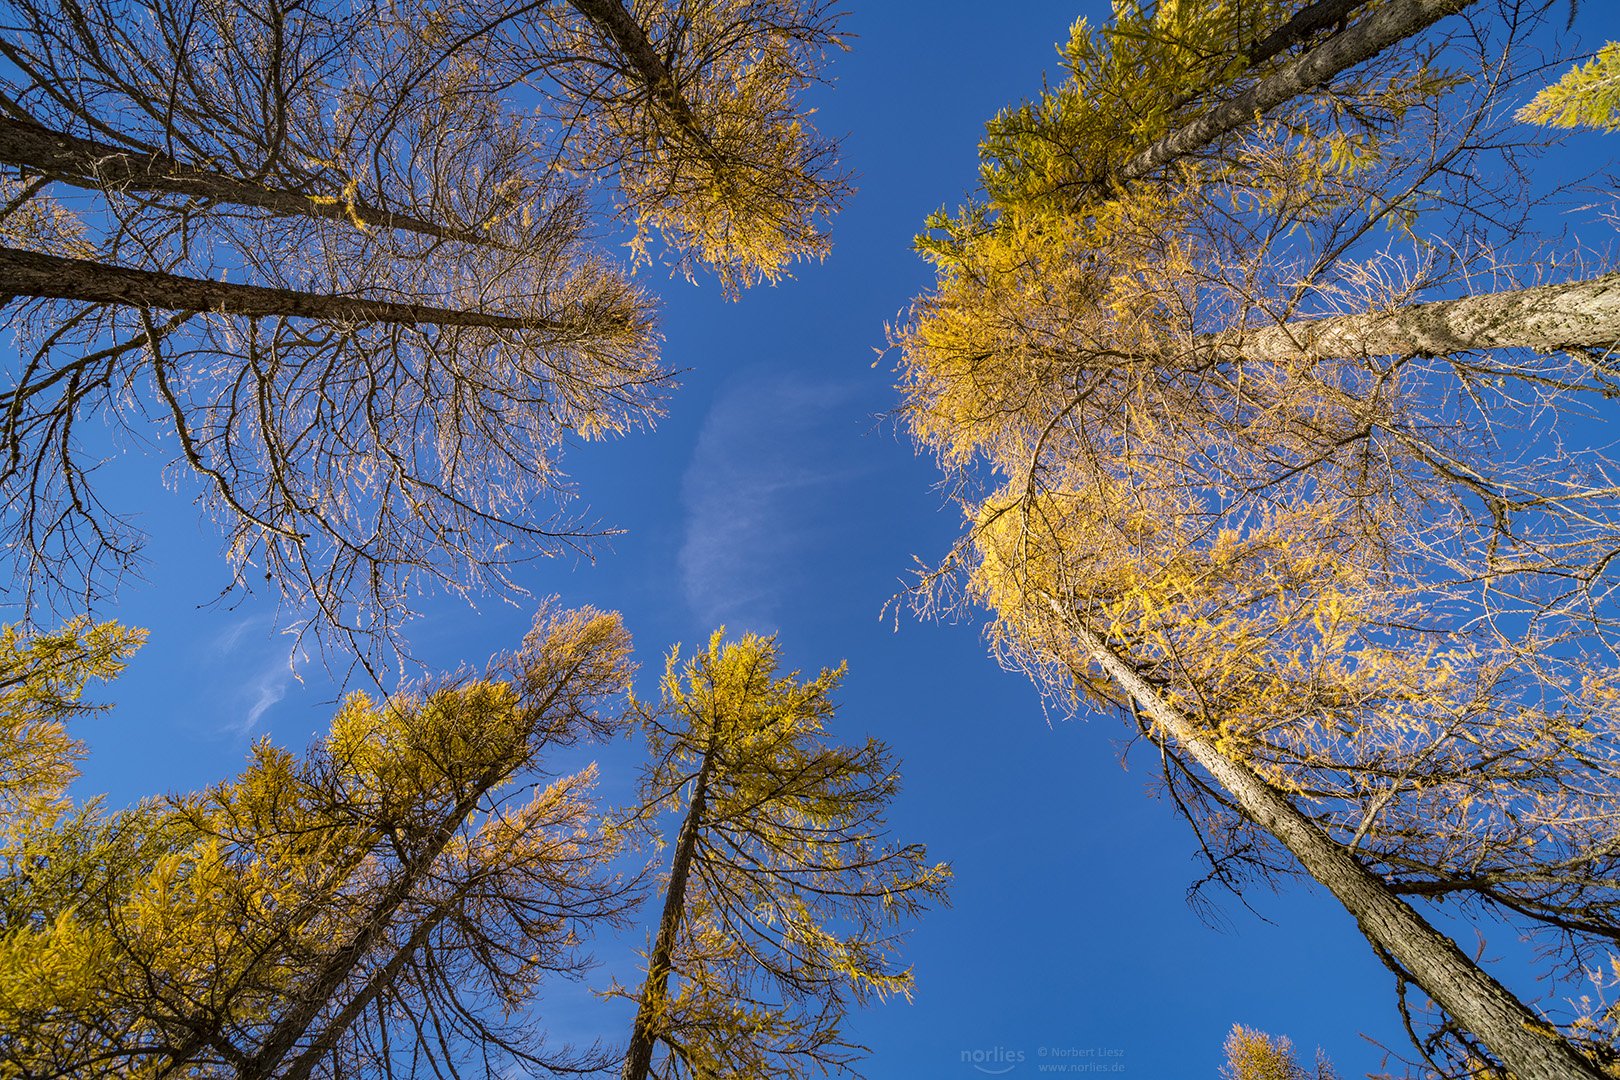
[
  {"x1": 210, "y1": 614, "x2": 299, "y2": 736},
  {"x1": 679, "y1": 371, "x2": 867, "y2": 632}
]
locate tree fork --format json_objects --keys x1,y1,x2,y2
[
  {"x1": 1042, "y1": 595, "x2": 1605, "y2": 1080},
  {"x1": 1245, "y1": 0, "x2": 1374, "y2": 69}
]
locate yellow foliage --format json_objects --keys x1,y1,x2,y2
[
  {"x1": 618, "y1": 631, "x2": 949, "y2": 1079},
  {"x1": 896, "y1": 14, "x2": 1620, "y2": 1058},
  {"x1": 0, "y1": 608, "x2": 633, "y2": 1077},
  {"x1": 1221, "y1": 1024, "x2": 1336, "y2": 1080},
  {"x1": 1519, "y1": 43, "x2": 1620, "y2": 131}
]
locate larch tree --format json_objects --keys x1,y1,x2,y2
[
  {"x1": 1221, "y1": 1025, "x2": 1339, "y2": 1080},
  {"x1": 0, "y1": 606, "x2": 639, "y2": 1078},
  {"x1": 611, "y1": 632, "x2": 950, "y2": 1080},
  {"x1": 897, "y1": 1, "x2": 1620, "y2": 1077},
  {"x1": 0, "y1": 0, "x2": 847, "y2": 666}
]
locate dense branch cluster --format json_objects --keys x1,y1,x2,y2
[
  {"x1": 897, "y1": 1, "x2": 1620, "y2": 1075},
  {"x1": 0, "y1": 0, "x2": 846, "y2": 663},
  {"x1": 0, "y1": 608, "x2": 638, "y2": 1078}
]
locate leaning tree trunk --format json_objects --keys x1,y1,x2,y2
[
  {"x1": 234, "y1": 756, "x2": 521, "y2": 1080},
  {"x1": 0, "y1": 247, "x2": 582, "y2": 332},
  {"x1": 1217, "y1": 270, "x2": 1620, "y2": 362},
  {"x1": 564, "y1": 0, "x2": 724, "y2": 168},
  {"x1": 622, "y1": 741, "x2": 718, "y2": 1080},
  {"x1": 1120, "y1": 0, "x2": 1480, "y2": 182},
  {"x1": 1044, "y1": 597, "x2": 1605, "y2": 1080},
  {"x1": 0, "y1": 116, "x2": 483, "y2": 243}
]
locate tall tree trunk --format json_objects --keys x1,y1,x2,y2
[
  {"x1": 1044, "y1": 597, "x2": 1603, "y2": 1080},
  {"x1": 1154, "y1": 0, "x2": 1376, "y2": 122},
  {"x1": 0, "y1": 246, "x2": 581, "y2": 332},
  {"x1": 1120, "y1": 0, "x2": 1480, "y2": 182},
  {"x1": 1219, "y1": 271, "x2": 1620, "y2": 362},
  {"x1": 0, "y1": 116, "x2": 486, "y2": 244},
  {"x1": 235, "y1": 774, "x2": 510, "y2": 1079},
  {"x1": 1244, "y1": 0, "x2": 1374, "y2": 68},
  {"x1": 564, "y1": 0, "x2": 725, "y2": 169},
  {"x1": 622, "y1": 741, "x2": 718, "y2": 1080}
]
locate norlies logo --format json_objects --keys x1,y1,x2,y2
[{"x1": 963, "y1": 1046, "x2": 1026, "y2": 1075}]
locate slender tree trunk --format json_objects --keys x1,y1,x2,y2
[
  {"x1": 1120, "y1": 0, "x2": 1480, "y2": 182},
  {"x1": 1219, "y1": 271, "x2": 1620, "y2": 362},
  {"x1": 0, "y1": 246, "x2": 573, "y2": 331},
  {"x1": 622, "y1": 741, "x2": 718, "y2": 1080},
  {"x1": 0, "y1": 116, "x2": 485, "y2": 244},
  {"x1": 564, "y1": 0, "x2": 724, "y2": 167},
  {"x1": 275, "y1": 899, "x2": 458, "y2": 1080},
  {"x1": 235, "y1": 822, "x2": 472, "y2": 1079},
  {"x1": 1044, "y1": 596, "x2": 1603, "y2": 1080}
]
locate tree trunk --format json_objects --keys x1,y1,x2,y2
[
  {"x1": 622, "y1": 741, "x2": 717, "y2": 1080},
  {"x1": 1220, "y1": 271, "x2": 1620, "y2": 362},
  {"x1": 1154, "y1": 0, "x2": 1375, "y2": 123},
  {"x1": 0, "y1": 116, "x2": 483, "y2": 244},
  {"x1": 1045, "y1": 597, "x2": 1604, "y2": 1080},
  {"x1": 1120, "y1": 0, "x2": 1480, "y2": 182},
  {"x1": 234, "y1": 759, "x2": 517, "y2": 1080},
  {"x1": 0, "y1": 246, "x2": 573, "y2": 332},
  {"x1": 1244, "y1": 0, "x2": 1374, "y2": 69},
  {"x1": 564, "y1": 0, "x2": 723, "y2": 167}
]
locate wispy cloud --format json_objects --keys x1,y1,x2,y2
[
  {"x1": 210, "y1": 614, "x2": 299, "y2": 737},
  {"x1": 679, "y1": 370, "x2": 868, "y2": 632}
]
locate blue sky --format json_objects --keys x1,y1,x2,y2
[{"x1": 54, "y1": 2, "x2": 1620, "y2": 1077}]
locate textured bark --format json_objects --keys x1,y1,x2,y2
[
  {"x1": 0, "y1": 246, "x2": 568, "y2": 331},
  {"x1": 1149, "y1": 0, "x2": 1376, "y2": 159},
  {"x1": 1121, "y1": 0, "x2": 1480, "y2": 182},
  {"x1": 1223, "y1": 271, "x2": 1620, "y2": 362},
  {"x1": 1245, "y1": 0, "x2": 1373, "y2": 67},
  {"x1": 0, "y1": 116, "x2": 483, "y2": 243},
  {"x1": 622, "y1": 741, "x2": 717, "y2": 1080},
  {"x1": 1048, "y1": 599, "x2": 1603, "y2": 1080},
  {"x1": 565, "y1": 0, "x2": 721, "y2": 163}
]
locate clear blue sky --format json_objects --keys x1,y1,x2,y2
[{"x1": 60, "y1": 3, "x2": 1620, "y2": 1077}]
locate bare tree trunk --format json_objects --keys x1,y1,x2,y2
[
  {"x1": 1120, "y1": 0, "x2": 1479, "y2": 182},
  {"x1": 1220, "y1": 271, "x2": 1620, "y2": 362},
  {"x1": 564, "y1": 0, "x2": 724, "y2": 167},
  {"x1": 0, "y1": 117, "x2": 486, "y2": 243},
  {"x1": 1045, "y1": 597, "x2": 1603, "y2": 1080},
  {"x1": 1154, "y1": 0, "x2": 1375, "y2": 122},
  {"x1": 622, "y1": 742, "x2": 717, "y2": 1080},
  {"x1": 1244, "y1": 0, "x2": 1374, "y2": 68},
  {"x1": 0, "y1": 246, "x2": 577, "y2": 331}
]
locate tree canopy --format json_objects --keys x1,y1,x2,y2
[
  {"x1": 614, "y1": 632, "x2": 950, "y2": 1080},
  {"x1": 0, "y1": 608, "x2": 637, "y2": 1078},
  {"x1": 0, "y1": 0, "x2": 848, "y2": 665},
  {"x1": 897, "y1": 1, "x2": 1620, "y2": 1075}
]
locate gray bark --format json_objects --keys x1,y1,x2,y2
[
  {"x1": 1045, "y1": 597, "x2": 1604, "y2": 1080},
  {"x1": 1120, "y1": 0, "x2": 1480, "y2": 182},
  {"x1": 0, "y1": 246, "x2": 570, "y2": 331},
  {"x1": 1223, "y1": 271, "x2": 1620, "y2": 362},
  {"x1": 1244, "y1": 0, "x2": 1373, "y2": 68}
]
